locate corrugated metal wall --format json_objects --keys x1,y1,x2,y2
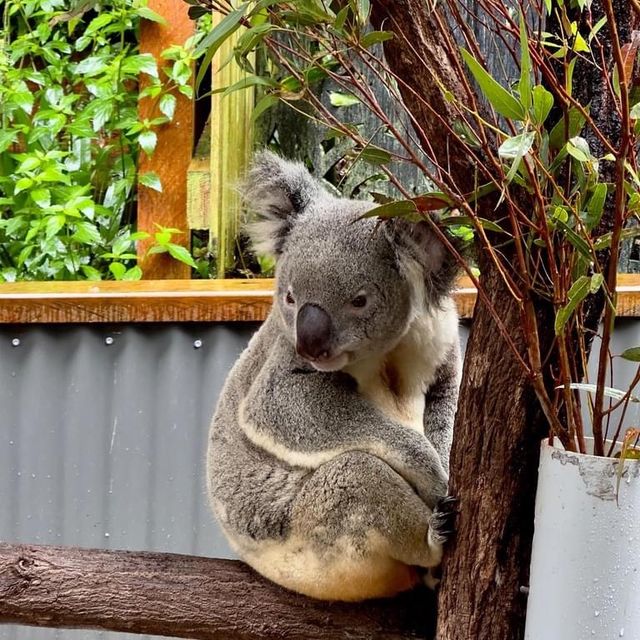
[
  {"x1": 0, "y1": 323, "x2": 256, "y2": 640},
  {"x1": 1, "y1": 320, "x2": 640, "y2": 639}
]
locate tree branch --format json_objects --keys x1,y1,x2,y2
[{"x1": 0, "y1": 543, "x2": 435, "y2": 640}]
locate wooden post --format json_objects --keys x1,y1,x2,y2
[
  {"x1": 0, "y1": 543, "x2": 435, "y2": 639},
  {"x1": 138, "y1": 0, "x2": 195, "y2": 280},
  {"x1": 208, "y1": 15, "x2": 255, "y2": 278}
]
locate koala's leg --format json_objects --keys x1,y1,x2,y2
[{"x1": 250, "y1": 451, "x2": 446, "y2": 601}]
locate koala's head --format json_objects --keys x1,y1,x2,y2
[{"x1": 243, "y1": 151, "x2": 458, "y2": 372}]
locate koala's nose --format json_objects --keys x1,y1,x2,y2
[{"x1": 296, "y1": 303, "x2": 333, "y2": 360}]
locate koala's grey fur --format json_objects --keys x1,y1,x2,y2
[{"x1": 207, "y1": 151, "x2": 461, "y2": 601}]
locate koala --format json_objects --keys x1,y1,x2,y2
[{"x1": 207, "y1": 151, "x2": 462, "y2": 602}]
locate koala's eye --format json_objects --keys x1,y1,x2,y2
[
  {"x1": 351, "y1": 294, "x2": 367, "y2": 309},
  {"x1": 285, "y1": 290, "x2": 295, "y2": 305}
]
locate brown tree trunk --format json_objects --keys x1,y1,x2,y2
[
  {"x1": 0, "y1": 543, "x2": 435, "y2": 639},
  {"x1": 369, "y1": 1, "x2": 637, "y2": 638}
]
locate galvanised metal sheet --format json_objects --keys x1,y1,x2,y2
[
  {"x1": 0, "y1": 323, "x2": 256, "y2": 640},
  {"x1": 1, "y1": 320, "x2": 639, "y2": 639}
]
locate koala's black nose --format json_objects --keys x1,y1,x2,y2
[{"x1": 296, "y1": 303, "x2": 333, "y2": 360}]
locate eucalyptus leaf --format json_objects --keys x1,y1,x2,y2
[
  {"x1": 329, "y1": 92, "x2": 361, "y2": 107},
  {"x1": 498, "y1": 131, "x2": 535, "y2": 159},
  {"x1": 461, "y1": 49, "x2": 526, "y2": 121},
  {"x1": 621, "y1": 347, "x2": 640, "y2": 362},
  {"x1": 532, "y1": 85, "x2": 554, "y2": 126},
  {"x1": 554, "y1": 275, "x2": 591, "y2": 334}
]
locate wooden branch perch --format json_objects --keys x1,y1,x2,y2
[{"x1": 0, "y1": 543, "x2": 435, "y2": 640}]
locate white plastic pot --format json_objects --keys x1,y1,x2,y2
[{"x1": 525, "y1": 439, "x2": 640, "y2": 640}]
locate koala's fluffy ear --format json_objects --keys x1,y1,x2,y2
[
  {"x1": 385, "y1": 218, "x2": 461, "y2": 305},
  {"x1": 243, "y1": 151, "x2": 322, "y2": 258}
]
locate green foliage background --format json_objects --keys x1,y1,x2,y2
[{"x1": 0, "y1": 0, "x2": 199, "y2": 281}]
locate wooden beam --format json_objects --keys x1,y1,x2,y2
[
  {"x1": 0, "y1": 543, "x2": 435, "y2": 640},
  {"x1": 2, "y1": 275, "x2": 640, "y2": 323},
  {"x1": 137, "y1": 0, "x2": 195, "y2": 280},
  {"x1": 208, "y1": 18, "x2": 255, "y2": 277},
  {"x1": 0, "y1": 279, "x2": 274, "y2": 323}
]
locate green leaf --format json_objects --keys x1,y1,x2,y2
[
  {"x1": 531, "y1": 85, "x2": 554, "y2": 126},
  {"x1": 139, "y1": 130, "x2": 158, "y2": 156},
  {"x1": 585, "y1": 183, "x2": 607, "y2": 230},
  {"x1": 92, "y1": 101, "x2": 113, "y2": 132},
  {"x1": 14, "y1": 177, "x2": 34, "y2": 194},
  {"x1": 123, "y1": 265, "x2": 143, "y2": 281},
  {"x1": 440, "y1": 216, "x2": 507, "y2": 234},
  {"x1": 137, "y1": 5, "x2": 168, "y2": 24},
  {"x1": 17, "y1": 156, "x2": 42, "y2": 173},
  {"x1": 594, "y1": 227, "x2": 640, "y2": 250},
  {"x1": 549, "y1": 108, "x2": 587, "y2": 149},
  {"x1": 80, "y1": 265, "x2": 102, "y2": 281},
  {"x1": 251, "y1": 94, "x2": 279, "y2": 122},
  {"x1": 46, "y1": 214, "x2": 66, "y2": 238},
  {"x1": 360, "y1": 31, "x2": 393, "y2": 48},
  {"x1": 621, "y1": 347, "x2": 640, "y2": 362},
  {"x1": 121, "y1": 53, "x2": 158, "y2": 78},
  {"x1": 555, "y1": 275, "x2": 590, "y2": 334},
  {"x1": 556, "y1": 219, "x2": 593, "y2": 260},
  {"x1": 139, "y1": 171, "x2": 163, "y2": 192},
  {"x1": 590, "y1": 273, "x2": 604, "y2": 294},
  {"x1": 31, "y1": 188, "x2": 51, "y2": 208},
  {"x1": 361, "y1": 200, "x2": 420, "y2": 221},
  {"x1": 109, "y1": 262, "x2": 127, "y2": 280},
  {"x1": 329, "y1": 91, "x2": 361, "y2": 107},
  {"x1": 85, "y1": 13, "x2": 113, "y2": 34},
  {"x1": 167, "y1": 243, "x2": 197, "y2": 267},
  {"x1": 72, "y1": 221, "x2": 101, "y2": 245},
  {"x1": 0, "y1": 130, "x2": 18, "y2": 154},
  {"x1": 358, "y1": 146, "x2": 392, "y2": 165},
  {"x1": 194, "y1": 4, "x2": 250, "y2": 88},
  {"x1": 559, "y1": 383, "x2": 637, "y2": 402},
  {"x1": 75, "y1": 55, "x2": 107, "y2": 76},
  {"x1": 498, "y1": 131, "x2": 535, "y2": 159},
  {"x1": 566, "y1": 136, "x2": 591, "y2": 162},
  {"x1": 221, "y1": 75, "x2": 276, "y2": 98},
  {"x1": 461, "y1": 49, "x2": 526, "y2": 121},
  {"x1": 518, "y1": 16, "x2": 532, "y2": 110}
]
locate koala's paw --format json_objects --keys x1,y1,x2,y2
[
  {"x1": 427, "y1": 495, "x2": 459, "y2": 546},
  {"x1": 423, "y1": 566, "x2": 442, "y2": 590}
]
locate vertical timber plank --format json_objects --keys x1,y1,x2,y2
[
  {"x1": 138, "y1": 0, "x2": 194, "y2": 279},
  {"x1": 209, "y1": 14, "x2": 255, "y2": 278}
]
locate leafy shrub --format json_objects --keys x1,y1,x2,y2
[{"x1": 0, "y1": 0, "x2": 199, "y2": 281}]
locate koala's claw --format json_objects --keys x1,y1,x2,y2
[{"x1": 428, "y1": 495, "x2": 459, "y2": 545}]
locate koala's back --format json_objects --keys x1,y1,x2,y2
[{"x1": 207, "y1": 316, "x2": 307, "y2": 546}]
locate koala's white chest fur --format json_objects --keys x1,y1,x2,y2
[{"x1": 344, "y1": 298, "x2": 458, "y2": 432}]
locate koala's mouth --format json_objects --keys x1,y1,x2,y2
[{"x1": 307, "y1": 351, "x2": 350, "y2": 372}]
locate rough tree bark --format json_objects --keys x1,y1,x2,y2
[
  {"x1": 0, "y1": 543, "x2": 436, "y2": 639},
  {"x1": 370, "y1": 1, "x2": 635, "y2": 639}
]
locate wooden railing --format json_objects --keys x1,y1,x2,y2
[{"x1": 3, "y1": 275, "x2": 640, "y2": 323}]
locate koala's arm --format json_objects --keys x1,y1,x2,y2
[
  {"x1": 240, "y1": 338, "x2": 448, "y2": 508},
  {"x1": 423, "y1": 342, "x2": 461, "y2": 472}
]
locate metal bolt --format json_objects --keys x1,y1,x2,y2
[
  {"x1": 105, "y1": 336, "x2": 114, "y2": 345},
  {"x1": 193, "y1": 339, "x2": 203, "y2": 349},
  {"x1": 11, "y1": 338, "x2": 20, "y2": 347}
]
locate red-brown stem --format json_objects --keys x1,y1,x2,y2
[{"x1": 591, "y1": 0, "x2": 632, "y2": 456}]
